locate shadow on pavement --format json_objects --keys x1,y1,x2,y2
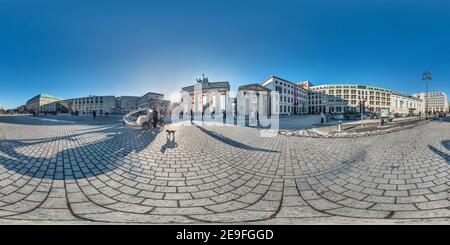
[
  {"x1": 0, "y1": 115, "x2": 75, "y2": 126},
  {"x1": 0, "y1": 115, "x2": 122, "y2": 126},
  {"x1": 160, "y1": 136, "x2": 178, "y2": 153},
  {"x1": 0, "y1": 124, "x2": 161, "y2": 180},
  {"x1": 195, "y1": 125, "x2": 279, "y2": 153},
  {"x1": 442, "y1": 140, "x2": 450, "y2": 151},
  {"x1": 428, "y1": 140, "x2": 450, "y2": 164}
]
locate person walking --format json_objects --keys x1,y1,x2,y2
[
  {"x1": 92, "y1": 110, "x2": 96, "y2": 119},
  {"x1": 152, "y1": 108, "x2": 158, "y2": 128},
  {"x1": 223, "y1": 110, "x2": 226, "y2": 125},
  {"x1": 256, "y1": 111, "x2": 260, "y2": 127},
  {"x1": 190, "y1": 109, "x2": 194, "y2": 124},
  {"x1": 159, "y1": 109, "x2": 165, "y2": 126}
]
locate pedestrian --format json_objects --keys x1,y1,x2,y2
[
  {"x1": 92, "y1": 110, "x2": 96, "y2": 119},
  {"x1": 320, "y1": 112, "x2": 325, "y2": 124},
  {"x1": 223, "y1": 110, "x2": 226, "y2": 125},
  {"x1": 256, "y1": 111, "x2": 260, "y2": 127},
  {"x1": 190, "y1": 109, "x2": 194, "y2": 124},
  {"x1": 152, "y1": 108, "x2": 158, "y2": 128},
  {"x1": 202, "y1": 110, "x2": 204, "y2": 121}
]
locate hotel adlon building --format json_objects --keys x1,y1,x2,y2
[
  {"x1": 259, "y1": 77, "x2": 422, "y2": 116},
  {"x1": 305, "y1": 83, "x2": 422, "y2": 116},
  {"x1": 412, "y1": 92, "x2": 449, "y2": 114}
]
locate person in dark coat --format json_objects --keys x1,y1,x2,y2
[
  {"x1": 223, "y1": 110, "x2": 226, "y2": 125},
  {"x1": 256, "y1": 111, "x2": 260, "y2": 127},
  {"x1": 152, "y1": 108, "x2": 158, "y2": 128}
]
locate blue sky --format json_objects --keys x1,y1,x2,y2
[{"x1": 0, "y1": 0, "x2": 449, "y2": 109}]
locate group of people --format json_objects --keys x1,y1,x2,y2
[
  {"x1": 189, "y1": 109, "x2": 229, "y2": 124},
  {"x1": 143, "y1": 108, "x2": 164, "y2": 129},
  {"x1": 31, "y1": 111, "x2": 58, "y2": 116},
  {"x1": 70, "y1": 110, "x2": 108, "y2": 118},
  {"x1": 150, "y1": 108, "x2": 160, "y2": 128},
  {"x1": 320, "y1": 112, "x2": 329, "y2": 124},
  {"x1": 122, "y1": 108, "x2": 165, "y2": 128},
  {"x1": 91, "y1": 110, "x2": 108, "y2": 119}
]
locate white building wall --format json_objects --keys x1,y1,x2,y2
[
  {"x1": 118, "y1": 96, "x2": 139, "y2": 113},
  {"x1": 390, "y1": 94, "x2": 422, "y2": 116},
  {"x1": 413, "y1": 92, "x2": 449, "y2": 113},
  {"x1": 72, "y1": 96, "x2": 116, "y2": 115},
  {"x1": 137, "y1": 93, "x2": 164, "y2": 109},
  {"x1": 262, "y1": 76, "x2": 308, "y2": 115}
]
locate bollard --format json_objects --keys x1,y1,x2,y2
[{"x1": 338, "y1": 121, "x2": 342, "y2": 132}]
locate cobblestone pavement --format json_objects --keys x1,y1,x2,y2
[{"x1": 0, "y1": 115, "x2": 448, "y2": 224}]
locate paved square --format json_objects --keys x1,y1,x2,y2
[{"x1": 0, "y1": 115, "x2": 449, "y2": 224}]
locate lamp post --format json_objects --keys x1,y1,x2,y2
[
  {"x1": 422, "y1": 71, "x2": 432, "y2": 120},
  {"x1": 360, "y1": 98, "x2": 365, "y2": 127}
]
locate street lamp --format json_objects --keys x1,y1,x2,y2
[
  {"x1": 359, "y1": 98, "x2": 365, "y2": 127},
  {"x1": 422, "y1": 71, "x2": 432, "y2": 120}
]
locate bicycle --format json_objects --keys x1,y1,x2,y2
[
  {"x1": 123, "y1": 108, "x2": 154, "y2": 130},
  {"x1": 158, "y1": 116, "x2": 165, "y2": 128}
]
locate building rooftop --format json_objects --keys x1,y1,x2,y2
[
  {"x1": 26, "y1": 93, "x2": 62, "y2": 104},
  {"x1": 181, "y1": 80, "x2": 230, "y2": 92},
  {"x1": 310, "y1": 84, "x2": 393, "y2": 92},
  {"x1": 70, "y1": 95, "x2": 115, "y2": 100},
  {"x1": 413, "y1": 92, "x2": 447, "y2": 96},
  {"x1": 140, "y1": 92, "x2": 164, "y2": 97},
  {"x1": 261, "y1": 75, "x2": 295, "y2": 86},
  {"x1": 118, "y1": 95, "x2": 141, "y2": 98},
  {"x1": 261, "y1": 75, "x2": 309, "y2": 92},
  {"x1": 238, "y1": 83, "x2": 271, "y2": 92},
  {"x1": 311, "y1": 84, "x2": 421, "y2": 100}
]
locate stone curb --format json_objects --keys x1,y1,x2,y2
[{"x1": 280, "y1": 120, "x2": 429, "y2": 138}]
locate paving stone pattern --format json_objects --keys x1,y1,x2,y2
[{"x1": 0, "y1": 116, "x2": 448, "y2": 223}]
